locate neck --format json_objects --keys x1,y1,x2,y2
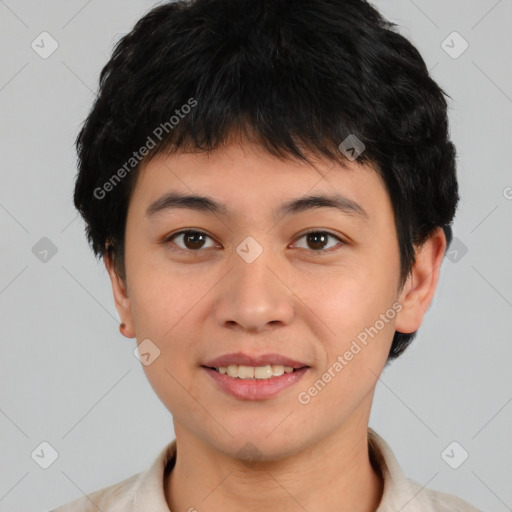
[{"x1": 165, "y1": 415, "x2": 384, "y2": 512}]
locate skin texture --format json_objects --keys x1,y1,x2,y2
[{"x1": 105, "y1": 139, "x2": 446, "y2": 512}]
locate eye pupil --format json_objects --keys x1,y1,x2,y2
[
  {"x1": 184, "y1": 231, "x2": 206, "y2": 250},
  {"x1": 307, "y1": 232, "x2": 328, "y2": 250}
]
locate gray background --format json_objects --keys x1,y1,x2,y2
[{"x1": 0, "y1": 1, "x2": 511, "y2": 510}]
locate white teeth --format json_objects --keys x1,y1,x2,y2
[
  {"x1": 271, "y1": 365, "x2": 285, "y2": 377},
  {"x1": 227, "y1": 365, "x2": 239, "y2": 378},
  {"x1": 254, "y1": 365, "x2": 273, "y2": 379},
  {"x1": 216, "y1": 364, "x2": 295, "y2": 379},
  {"x1": 238, "y1": 365, "x2": 255, "y2": 379}
]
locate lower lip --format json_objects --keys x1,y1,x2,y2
[{"x1": 202, "y1": 366, "x2": 309, "y2": 400}]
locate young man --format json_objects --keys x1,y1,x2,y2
[{"x1": 53, "y1": 0, "x2": 480, "y2": 510}]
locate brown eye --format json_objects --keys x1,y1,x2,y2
[
  {"x1": 294, "y1": 231, "x2": 345, "y2": 252},
  {"x1": 166, "y1": 230, "x2": 216, "y2": 251}
]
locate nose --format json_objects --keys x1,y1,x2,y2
[{"x1": 213, "y1": 244, "x2": 295, "y2": 333}]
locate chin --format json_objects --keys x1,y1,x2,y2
[{"x1": 217, "y1": 427, "x2": 308, "y2": 460}]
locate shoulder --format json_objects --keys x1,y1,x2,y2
[
  {"x1": 406, "y1": 479, "x2": 482, "y2": 512},
  {"x1": 49, "y1": 472, "x2": 141, "y2": 512},
  {"x1": 49, "y1": 439, "x2": 177, "y2": 512},
  {"x1": 368, "y1": 429, "x2": 481, "y2": 512}
]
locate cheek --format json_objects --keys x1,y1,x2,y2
[
  {"x1": 127, "y1": 258, "x2": 204, "y2": 339},
  {"x1": 307, "y1": 267, "x2": 383, "y2": 331},
  {"x1": 306, "y1": 267, "x2": 396, "y2": 369},
  {"x1": 140, "y1": 357, "x2": 204, "y2": 431}
]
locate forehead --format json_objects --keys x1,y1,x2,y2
[{"x1": 130, "y1": 142, "x2": 390, "y2": 224}]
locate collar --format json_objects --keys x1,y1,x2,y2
[{"x1": 126, "y1": 428, "x2": 478, "y2": 511}]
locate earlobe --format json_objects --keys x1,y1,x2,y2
[
  {"x1": 394, "y1": 227, "x2": 447, "y2": 334},
  {"x1": 104, "y1": 249, "x2": 135, "y2": 338}
]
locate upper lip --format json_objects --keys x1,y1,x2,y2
[{"x1": 202, "y1": 352, "x2": 310, "y2": 369}]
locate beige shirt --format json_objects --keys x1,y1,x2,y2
[{"x1": 51, "y1": 428, "x2": 481, "y2": 511}]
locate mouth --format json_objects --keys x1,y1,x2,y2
[
  {"x1": 201, "y1": 364, "x2": 310, "y2": 400},
  {"x1": 202, "y1": 364, "x2": 308, "y2": 380}
]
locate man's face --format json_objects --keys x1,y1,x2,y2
[{"x1": 114, "y1": 140, "x2": 406, "y2": 458}]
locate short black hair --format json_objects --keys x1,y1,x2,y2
[{"x1": 73, "y1": 0, "x2": 458, "y2": 362}]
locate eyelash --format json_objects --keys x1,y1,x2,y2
[{"x1": 162, "y1": 229, "x2": 346, "y2": 254}]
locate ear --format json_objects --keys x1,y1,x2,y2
[
  {"x1": 104, "y1": 249, "x2": 135, "y2": 338},
  {"x1": 395, "y1": 227, "x2": 447, "y2": 334}
]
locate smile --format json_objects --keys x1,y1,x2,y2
[
  {"x1": 202, "y1": 365, "x2": 309, "y2": 400},
  {"x1": 211, "y1": 364, "x2": 300, "y2": 379}
]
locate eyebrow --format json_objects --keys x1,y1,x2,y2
[{"x1": 145, "y1": 192, "x2": 368, "y2": 221}]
